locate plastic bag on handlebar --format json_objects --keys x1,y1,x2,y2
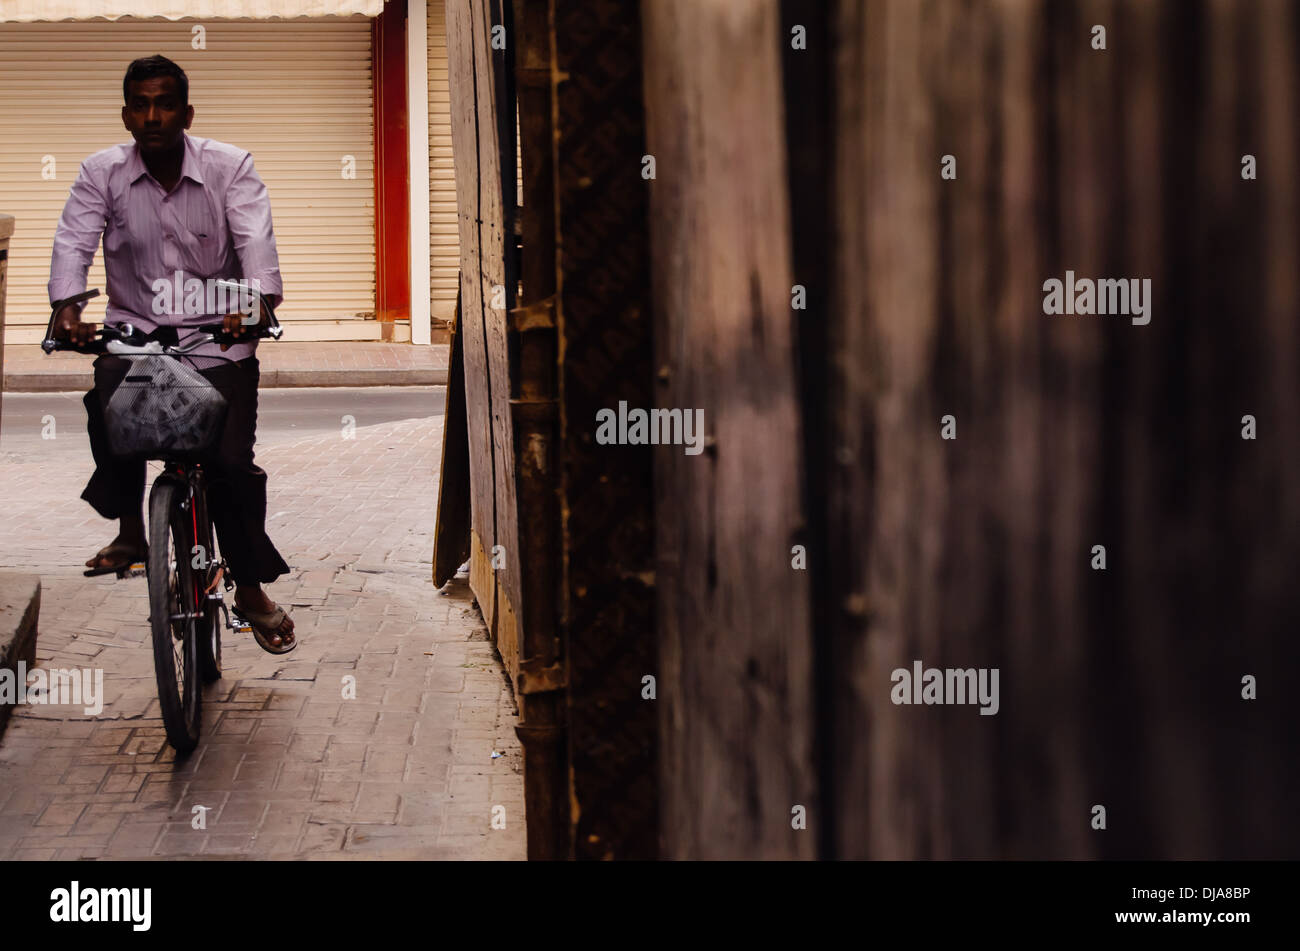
[{"x1": 103, "y1": 354, "x2": 228, "y2": 458}]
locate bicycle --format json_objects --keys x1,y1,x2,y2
[{"x1": 42, "y1": 282, "x2": 283, "y2": 753}]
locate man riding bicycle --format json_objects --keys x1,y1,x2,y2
[{"x1": 48, "y1": 54, "x2": 296, "y2": 653}]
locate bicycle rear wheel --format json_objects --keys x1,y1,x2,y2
[{"x1": 148, "y1": 478, "x2": 202, "y2": 753}]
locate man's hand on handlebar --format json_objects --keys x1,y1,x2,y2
[
  {"x1": 52, "y1": 304, "x2": 97, "y2": 347},
  {"x1": 218, "y1": 298, "x2": 271, "y2": 352},
  {"x1": 44, "y1": 286, "x2": 277, "y2": 355}
]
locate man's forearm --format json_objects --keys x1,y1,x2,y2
[
  {"x1": 226, "y1": 153, "x2": 283, "y2": 314},
  {"x1": 48, "y1": 232, "x2": 94, "y2": 305},
  {"x1": 49, "y1": 168, "x2": 107, "y2": 307}
]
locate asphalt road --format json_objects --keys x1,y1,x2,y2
[{"x1": 0, "y1": 385, "x2": 446, "y2": 457}]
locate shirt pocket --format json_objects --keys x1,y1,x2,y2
[{"x1": 181, "y1": 193, "x2": 227, "y2": 278}]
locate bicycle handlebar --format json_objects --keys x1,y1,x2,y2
[{"x1": 41, "y1": 284, "x2": 284, "y2": 355}]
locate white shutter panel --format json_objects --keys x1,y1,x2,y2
[
  {"x1": 427, "y1": 0, "x2": 457, "y2": 327},
  {"x1": 0, "y1": 16, "x2": 376, "y2": 344}
]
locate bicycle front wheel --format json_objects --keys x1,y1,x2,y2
[{"x1": 148, "y1": 478, "x2": 202, "y2": 753}]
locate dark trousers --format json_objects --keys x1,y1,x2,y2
[{"x1": 82, "y1": 354, "x2": 290, "y2": 586}]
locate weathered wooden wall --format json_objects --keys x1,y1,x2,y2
[
  {"x1": 508, "y1": 0, "x2": 568, "y2": 862},
  {"x1": 644, "y1": 0, "x2": 1300, "y2": 860},
  {"x1": 642, "y1": 0, "x2": 816, "y2": 860},
  {"x1": 819, "y1": 0, "x2": 1299, "y2": 861},
  {"x1": 445, "y1": 0, "x2": 522, "y2": 672},
  {"x1": 445, "y1": 0, "x2": 657, "y2": 859},
  {"x1": 447, "y1": 0, "x2": 1298, "y2": 860}
]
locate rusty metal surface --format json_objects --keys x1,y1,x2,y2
[
  {"x1": 510, "y1": 0, "x2": 567, "y2": 862},
  {"x1": 552, "y1": 0, "x2": 657, "y2": 860}
]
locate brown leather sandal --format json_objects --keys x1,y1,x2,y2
[
  {"x1": 84, "y1": 541, "x2": 147, "y2": 577},
  {"x1": 232, "y1": 601, "x2": 297, "y2": 654}
]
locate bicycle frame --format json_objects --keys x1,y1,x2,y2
[
  {"x1": 158, "y1": 462, "x2": 212, "y2": 621},
  {"x1": 157, "y1": 459, "x2": 246, "y2": 637}
]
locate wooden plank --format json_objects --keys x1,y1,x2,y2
[
  {"x1": 470, "y1": 0, "x2": 524, "y2": 674},
  {"x1": 641, "y1": 0, "x2": 816, "y2": 860},
  {"x1": 445, "y1": 0, "x2": 498, "y2": 630},
  {"x1": 509, "y1": 0, "x2": 568, "y2": 862}
]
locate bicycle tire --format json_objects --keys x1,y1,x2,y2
[{"x1": 148, "y1": 478, "x2": 202, "y2": 752}]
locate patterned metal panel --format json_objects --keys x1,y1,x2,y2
[{"x1": 553, "y1": 0, "x2": 657, "y2": 860}]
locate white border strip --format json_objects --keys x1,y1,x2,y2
[{"x1": 407, "y1": 0, "x2": 432, "y2": 345}]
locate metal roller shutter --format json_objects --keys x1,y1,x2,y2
[
  {"x1": 0, "y1": 16, "x2": 376, "y2": 344},
  {"x1": 427, "y1": 0, "x2": 457, "y2": 327},
  {"x1": 426, "y1": 0, "x2": 517, "y2": 331}
]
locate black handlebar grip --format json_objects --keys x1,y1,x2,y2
[
  {"x1": 42, "y1": 288, "x2": 103, "y2": 353},
  {"x1": 196, "y1": 321, "x2": 278, "y2": 340}
]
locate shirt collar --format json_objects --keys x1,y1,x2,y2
[{"x1": 126, "y1": 132, "x2": 205, "y2": 187}]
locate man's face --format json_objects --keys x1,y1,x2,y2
[{"x1": 121, "y1": 76, "x2": 193, "y2": 156}]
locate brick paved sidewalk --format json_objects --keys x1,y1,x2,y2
[
  {"x1": 3, "y1": 342, "x2": 450, "y2": 392},
  {"x1": 0, "y1": 416, "x2": 524, "y2": 860}
]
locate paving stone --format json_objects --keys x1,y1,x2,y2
[{"x1": 0, "y1": 416, "x2": 523, "y2": 859}]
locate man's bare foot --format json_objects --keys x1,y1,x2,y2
[{"x1": 234, "y1": 585, "x2": 296, "y2": 649}]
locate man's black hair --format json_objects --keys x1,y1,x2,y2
[{"x1": 123, "y1": 55, "x2": 188, "y2": 105}]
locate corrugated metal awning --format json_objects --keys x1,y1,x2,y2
[{"x1": 0, "y1": 0, "x2": 383, "y2": 22}]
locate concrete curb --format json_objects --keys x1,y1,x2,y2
[
  {"x1": 261, "y1": 367, "x2": 449, "y2": 388},
  {"x1": 0, "y1": 572, "x2": 41, "y2": 740},
  {"x1": 3, "y1": 367, "x2": 448, "y2": 392}
]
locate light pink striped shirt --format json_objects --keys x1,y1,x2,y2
[{"x1": 49, "y1": 132, "x2": 283, "y2": 369}]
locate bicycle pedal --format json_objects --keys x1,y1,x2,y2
[{"x1": 116, "y1": 562, "x2": 147, "y2": 579}]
